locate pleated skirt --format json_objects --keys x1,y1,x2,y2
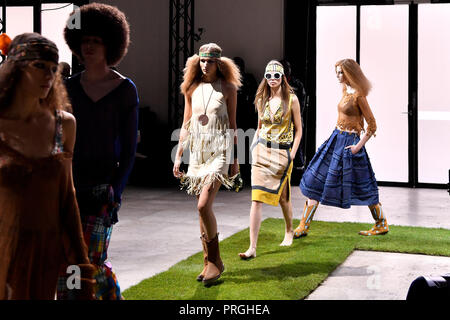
[{"x1": 300, "y1": 129, "x2": 379, "y2": 209}]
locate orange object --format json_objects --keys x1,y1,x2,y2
[{"x1": 0, "y1": 33, "x2": 12, "y2": 55}]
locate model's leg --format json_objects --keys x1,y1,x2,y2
[
  {"x1": 197, "y1": 181, "x2": 221, "y2": 239},
  {"x1": 197, "y1": 181, "x2": 224, "y2": 285},
  {"x1": 239, "y1": 201, "x2": 262, "y2": 259},
  {"x1": 359, "y1": 202, "x2": 389, "y2": 236},
  {"x1": 293, "y1": 198, "x2": 319, "y2": 238},
  {"x1": 279, "y1": 183, "x2": 293, "y2": 246},
  {"x1": 196, "y1": 220, "x2": 208, "y2": 281}
]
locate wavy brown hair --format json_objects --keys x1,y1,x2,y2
[
  {"x1": 0, "y1": 37, "x2": 71, "y2": 112},
  {"x1": 254, "y1": 60, "x2": 294, "y2": 116},
  {"x1": 335, "y1": 58, "x2": 371, "y2": 97},
  {"x1": 180, "y1": 43, "x2": 242, "y2": 96}
]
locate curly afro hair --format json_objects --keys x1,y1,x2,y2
[{"x1": 64, "y1": 2, "x2": 130, "y2": 66}]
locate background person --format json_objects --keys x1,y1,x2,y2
[
  {"x1": 239, "y1": 60, "x2": 302, "y2": 259},
  {"x1": 59, "y1": 3, "x2": 139, "y2": 300},
  {"x1": 0, "y1": 32, "x2": 94, "y2": 300}
]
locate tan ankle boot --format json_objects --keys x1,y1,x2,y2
[
  {"x1": 196, "y1": 233, "x2": 208, "y2": 281},
  {"x1": 294, "y1": 201, "x2": 319, "y2": 238},
  {"x1": 202, "y1": 233, "x2": 225, "y2": 286},
  {"x1": 359, "y1": 203, "x2": 389, "y2": 236}
]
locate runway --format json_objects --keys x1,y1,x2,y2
[{"x1": 108, "y1": 185, "x2": 450, "y2": 299}]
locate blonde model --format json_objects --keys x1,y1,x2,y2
[{"x1": 239, "y1": 60, "x2": 302, "y2": 259}]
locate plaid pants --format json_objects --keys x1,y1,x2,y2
[{"x1": 57, "y1": 203, "x2": 121, "y2": 300}]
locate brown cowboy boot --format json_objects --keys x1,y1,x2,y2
[
  {"x1": 294, "y1": 201, "x2": 319, "y2": 238},
  {"x1": 202, "y1": 233, "x2": 225, "y2": 286},
  {"x1": 359, "y1": 203, "x2": 389, "y2": 236},
  {"x1": 196, "y1": 233, "x2": 208, "y2": 281}
]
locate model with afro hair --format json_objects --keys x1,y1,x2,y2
[
  {"x1": 64, "y1": 2, "x2": 130, "y2": 67},
  {"x1": 57, "y1": 3, "x2": 139, "y2": 300}
]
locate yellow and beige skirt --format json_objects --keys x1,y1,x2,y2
[{"x1": 251, "y1": 138, "x2": 293, "y2": 206}]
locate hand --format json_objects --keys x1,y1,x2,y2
[
  {"x1": 173, "y1": 158, "x2": 183, "y2": 178},
  {"x1": 345, "y1": 145, "x2": 360, "y2": 155},
  {"x1": 230, "y1": 162, "x2": 239, "y2": 177}
]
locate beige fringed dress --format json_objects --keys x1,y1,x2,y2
[{"x1": 181, "y1": 80, "x2": 233, "y2": 195}]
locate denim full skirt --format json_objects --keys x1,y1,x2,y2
[{"x1": 300, "y1": 129, "x2": 379, "y2": 209}]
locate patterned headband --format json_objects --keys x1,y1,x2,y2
[
  {"x1": 8, "y1": 39, "x2": 59, "y2": 64},
  {"x1": 199, "y1": 51, "x2": 221, "y2": 58},
  {"x1": 265, "y1": 63, "x2": 284, "y2": 75}
]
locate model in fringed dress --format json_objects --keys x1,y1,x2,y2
[{"x1": 173, "y1": 43, "x2": 241, "y2": 286}]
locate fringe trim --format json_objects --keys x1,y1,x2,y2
[
  {"x1": 183, "y1": 114, "x2": 232, "y2": 153},
  {"x1": 180, "y1": 172, "x2": 234, "y2": 196}
]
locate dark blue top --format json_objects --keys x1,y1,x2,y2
[{"x1": 65, "y1": 72, "x2": 139, "y2": 203}]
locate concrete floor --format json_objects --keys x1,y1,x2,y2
[{"x1": 108, "y1": 185, "x2": 450, "y2": 299}]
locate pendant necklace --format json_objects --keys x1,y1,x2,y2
[{"x1": 199, "y1": 81, "x2": 215, "y2": 126}]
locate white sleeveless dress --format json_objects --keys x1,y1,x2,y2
[{"x1": 181, "y1": 80, "x2": 233, "y2": 195}]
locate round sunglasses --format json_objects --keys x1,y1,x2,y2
[{"x1": 265, "y1": 72, "x2": 282, "y2": 80}]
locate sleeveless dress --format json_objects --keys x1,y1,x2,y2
[
  {"x1": 251, "y1": 94, "x2": 295, "y2": 206},
  {"x1": 0, "y1": 110, "x2": 90, "y2": 299},
  {"x1": 181, "y1": 80, "x2": 233, "y2": 195}
]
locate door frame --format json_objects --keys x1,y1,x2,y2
[{"x1": 285, "y1": 0, "x2": 448, "y2": 189}]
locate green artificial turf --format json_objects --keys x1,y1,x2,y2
[{"x1": 123, "y1": 218, "x2": 450, "y2": 300}]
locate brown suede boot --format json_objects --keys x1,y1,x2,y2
[
  {"x1": 359, "y1": 203, "x2": 389, "y2": 236},
  {"x1": 202, "y1": 233, "x2": 225, "y2": 286},
  {"x1": 294, "y1": 201, "x2": 319, "y2": 238},
  {"x1": 196, "y1": 233, "x2": 208, "y2": 281}
]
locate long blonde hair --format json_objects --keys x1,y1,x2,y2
[
  {"x1": 254, "y1": 60, "x2": 294, "y2": 116},
  {"x1": 335, "y1": 58, "x2": 371, "y2": 97},
  {"x1": 180, "y1": 43, "x2": 242, "y2": 96}
]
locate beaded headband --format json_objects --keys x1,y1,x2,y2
[
  {"x1": 8, "y1": 38, "x2": 59, "y2": 64},
  {"x1": 199, "y1": 51, "x2": 221, "y2": 58},
  {"x1": 265, "y1": 63, "x2": 284, "y2": 75}
]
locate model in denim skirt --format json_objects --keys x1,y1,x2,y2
[{"x1": 294, "y1": 58, "x2": 389, "y2": 238}]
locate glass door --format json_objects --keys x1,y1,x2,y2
[
  {"x1": 41, "y1": 3, "x2": 75, "y2": 68},
  {"x1": 360, "y1": 5, "x2": 409, "y2": 182},
  {"x1": 316, "y1": 6, "x2": 356, "y2": 149},
  {"x1": 316, "y1": 3, "x2": 448, "y2": 187},
  {"x1": 417, "y1": 4, "x2": 450, "y2": 184},
  {"x1": 2, "y1": 6, "x2": 33, "y2": 38}
]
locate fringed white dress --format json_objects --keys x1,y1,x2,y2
[{"x1": 181, "y1": 80, "x2": 233, "y2": 195}]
